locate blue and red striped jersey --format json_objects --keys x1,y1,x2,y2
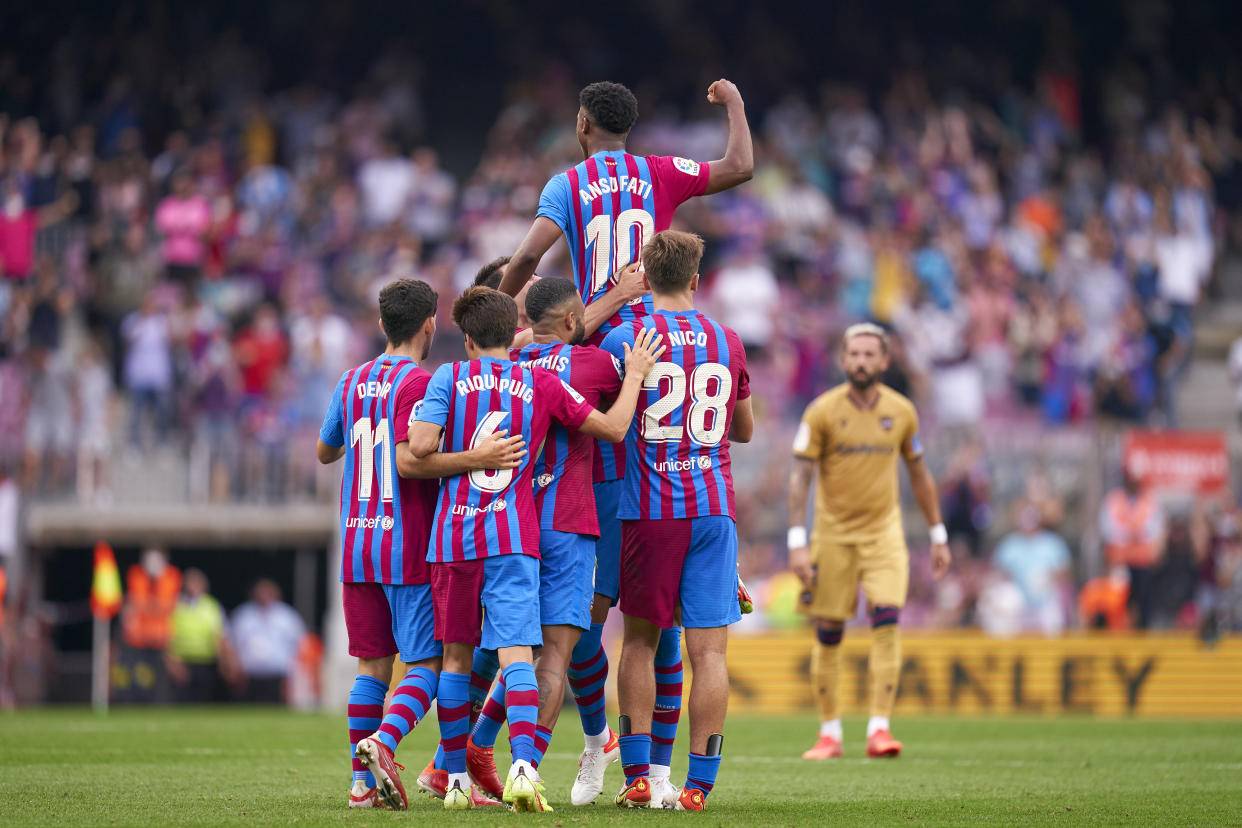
[
  {"x1": 319, "y1": 354, "x2": 436, "y2": 585},
  {"x1": 537, "y1": 150, "x2": 711, "y2": 482},
  {"x1": 600, "y1": 310, "x2": 750, "y2": 521},
  {"x1": 415, "y1": 357, "x2": 595, "y2": 562},
  {"x1": 511, "y1": 342, "x2": 624, "y2": 536}
]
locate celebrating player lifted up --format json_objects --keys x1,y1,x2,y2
[
  {"x1": 498, "y1": 78, "x2": 753, "y2": 805},
  {"x1": 600, "y1": 231, "x2": 753, "y2": 811},
  {"x1": 403, "y1": 287, "x2": 664, "y2": 812}
]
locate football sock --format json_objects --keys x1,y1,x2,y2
[
  {"x1": 469, "y1": 648, "x2": 500, "y2": 727},
  {"x1": 651, "y1": 626, "x2": 683, "y2": 770},
  {"x1": 819, "y1": 718, "x2": 843, "y2": 741},
  {"x1": 684, "y1": 752, "x2": 722, "y2": 796},
  {"x1": 503, "y1": 663, "x2": 539, "y2": 764},
  {"x1": 436, "y1": 671, "x2": 471, "y2": 774},
  {"x1": 619, "y1": 733, "x2": 652, "y2": 784},
  {"x1": 811, "y1": 625, "x2": 844, "y2": 723},
  {"x1": 531, "y1": 724, "x2": 553, "y2": 768},
  {"x1": 870, "y1": 616, "x2": 901, "y2": 722},
  {"x1": 470, "y1": 675, "x2": 507, "y2": 748},
  {"x1": 347, "y1": 674, "x2": 387, "y2": 787},
  {"x1": 867, "y1": 715, "x2": 891, "y2": 738},
  {"x1": 568, "y1": 622, "x2": 609, "y2": 739},
  {"x1": 376, "y1": 666, "x2": 437, "y2": 754},
  {"x1": 433, "y1": 744, "x2": 445, "y2": 771}
]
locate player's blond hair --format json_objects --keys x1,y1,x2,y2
[{"x1": 842, "y1": 322, "x2": 889, "y2": 354}]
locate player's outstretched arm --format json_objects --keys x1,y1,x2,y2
[
  {"x1": 787, "y1": 457, "x2": 816, "y2": 586},
  {"x1": 316, "y1": 439, "x2": 345, "y2": 465},
  {"x1": 703, "y1": 79, "x2": 753, "y2": 195},
  {"x1": 577, "y1": 328, "x2": 665, "y2": 443},
  {"x1": 499, "y1": 217, "x2": 562, "y2": 297},
  {"x1": 582, "y1": 263, "x2": 647, "y2": 337},
  {"x1": 730, "y1": 396, "x2": 755, "y2": 443},
  {"x1": 397, "y1": 429, "x2": 527, "y2": 479},
  {"x1": 904, "y1": 454, "x2": 952, "y2": 580}
]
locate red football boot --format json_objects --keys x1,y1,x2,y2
[
  {"x1": 417, "y1": 758, "x2": 447, "y2": 800},
  {"x1": 355, "y1": 737, "x2": 408, "y2": 810},
  {"x1": 866, "y1": 729, "x2": 903, "y2": 758},
  {"x1": 466, "y1": 736, "x2": 505, "y2": 800}
]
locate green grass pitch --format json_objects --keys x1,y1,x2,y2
[{"x1": 2, "y1": 707, "x2": 1240, "y2": 825}]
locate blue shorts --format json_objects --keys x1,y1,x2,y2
[
  {"x1": 381, "y1": 583, "x2": 442, "y2": 664},
  {"x1": 540, "y1": 530, "x2": 595, "y2": 630},
  {"x1": 620, "y1": 515, "x2": 742, "y2": 629},
  {"x1": 431, "y1": 553, "x2": 542, "y2": 650},
  {"x1": 592, "y1": 479, "x2": 624, "y2": 603}
]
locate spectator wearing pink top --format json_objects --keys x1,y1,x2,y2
[{"x1": 154, "y1": 171, "x2": 211, "y2": 286}]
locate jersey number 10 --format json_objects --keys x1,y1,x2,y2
[{"x1": 585, "y1": 208, "x2": 655, "y2": 296}]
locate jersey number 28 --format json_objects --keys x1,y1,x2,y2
[{"x1": 641, "y1": 362, "x2": 732, "y2": 446}]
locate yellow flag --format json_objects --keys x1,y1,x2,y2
[{"x1": 90, "y1": 541, "x2": 123, "y2": 619}]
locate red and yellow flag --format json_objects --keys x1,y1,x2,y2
[{"x1": 90, "y1": 541, "x2": 123, "y2": 619}]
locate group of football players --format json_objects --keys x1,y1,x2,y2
[{"x1": 317, "y1": 78, "x2": 754, "y2": 812}]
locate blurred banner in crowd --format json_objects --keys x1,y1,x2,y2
[{"x1": 1123, "y1": 429, "x2": 1229, "y2": 495}]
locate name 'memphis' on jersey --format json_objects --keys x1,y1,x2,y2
[
  {"x1": 600, "y1": 309, "x2": 750, "y2": 521},
  {"x1": 511, "y1": 342, "x2": 624, "y2": 537},
  {"x1": 414, "y1": 356, "x2": 595, "y2": 562},
  {"x1": 319, "y1": 354, "x2": 438, "y2": 585},
  {"x1": 536, "y1": 150, "x2": 711, "y2": 348}
]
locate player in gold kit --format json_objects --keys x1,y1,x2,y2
[{"x1": 786, "y1": 323, "x2": 951, "y2": 759}]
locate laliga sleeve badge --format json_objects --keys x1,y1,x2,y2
[{"x1": 673, "y1": 157, "x2": 700, "y2": 176}]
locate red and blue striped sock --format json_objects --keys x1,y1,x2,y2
[
  {"x1": 619, "y1": 733, "x2": 652, "y2": 784},
  {"x1": 469, "y1": 648, "x2": 499, "y2": 727},
  {"x1": 652, "y1": 627, "x2": 683, "y2": 770},
  {"x1": 531, "y1": 724, "x2": 553, "y2": 768},
  {"x1": 375, "y1": 666, "x2": 437, "y2": 754},
  {"x1": 436, "y1": 671, "x2": 471, "y2": 774},
  {"x1": 347, "y1": 674, "x2": 387, "y2": 787},
  {"x1": 503, "y1": 663, "x2": 539, "y2": 764},
  {"x1": 469, "y1": 675, "x2": 506, "y2": 748},
  {"x1": 684, "y1": 752, "x2": 721, "y2": 796},
  {"x1": 567, "y1": 622, "x2": 609, "y2": 738}
]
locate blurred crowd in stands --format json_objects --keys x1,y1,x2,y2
[{"x1": 2, "y1": 2, "x2": 1242, "y2": 644}]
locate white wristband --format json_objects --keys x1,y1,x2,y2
[
  {"x1": 929, "y1": 523, "x2": 948, "y2": 545},
  {"x1": 787, "y1": 526, "x2": 808, "y2": 549}
]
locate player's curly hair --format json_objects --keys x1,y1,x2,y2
[
  {"x1": 452, "y1": 286, "x2": 518, "y2": 350},
  {"x1": 524, "y1": 277, "x2": 579, "y2": 325},
  {"x1": 579, "y1": 81, "x2": 639, "y2": 135},
  {"x1": 378, "y1": 279, "x2": 438, "y2": 346},
  {"x1": 642, "y1": 230, "x2": 704, "y2": 294},
  {"x1": 472, "y1": 255, "x2": 511, "y2": 290}
]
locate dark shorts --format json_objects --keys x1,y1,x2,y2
[
  {"x1": 431, "y1": 554, "x2": 542, "y2": 650},
  {"x1": 342, "y1": 581, "x2": 441, "y2": 663},
  {"x1": 620, "y1": 516, "x2": 742, "y2": 630}
]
